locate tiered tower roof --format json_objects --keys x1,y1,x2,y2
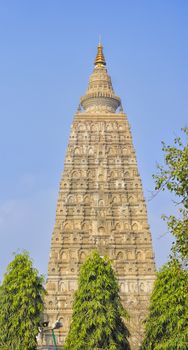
[{"x1": 80, "y1": 43, "x2": 121, "y2": 113}]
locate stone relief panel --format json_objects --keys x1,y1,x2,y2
[{"x1": 45, "y1": 116, "x2": 156, "y2": 350}]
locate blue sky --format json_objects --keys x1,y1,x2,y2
[{"x1": 0, "y1": 1, "x2": 187, "y2": 279}]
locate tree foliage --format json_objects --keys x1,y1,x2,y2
[
  {"x1": 0, "y1": 251, "x2": 46, "y2": 350},
  {"x1": 64, "y1": 251, "x2": 130, "y2": 350},
  {"x1": 140, "y1": 259, "x2": 188, "y2": 350},
  {"x1": 153, "y1": 127, "x2": 188, "y2": 263},
  {"x1": 141, "y1": 128, "x2": 188, "y2": 349}
]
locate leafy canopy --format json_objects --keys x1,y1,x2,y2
[
  {"x1": 141, "y1": 128, "x2": 188, "y2": 349},
  {"x1": 0, "y1": 251, "x2": 46, "y2": 350},
  {"x1": 140, "y1": 259, "x2": 188, "y2": 350},
  {"x1": 64, "y1": 251, "x2": 130, "y2": 350},
  {"x1": 153, "y1": 127, "x2": 188, "y2": 263}
]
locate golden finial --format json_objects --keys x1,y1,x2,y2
[{"x1": 94, "y1": 40, "x2": 106, "y2": 67}]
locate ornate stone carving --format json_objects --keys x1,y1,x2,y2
[{"x1": 40, "y1": 44, "x2": 156, "y2": 350}]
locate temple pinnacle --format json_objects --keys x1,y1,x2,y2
[
  {"x1": 80, "y1": 42, "x2": 121, "y2": 113},
  {"x1": 94, "y1": 42, "x2": 106, "y2": 67}
]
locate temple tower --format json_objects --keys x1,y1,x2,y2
[{"x1": 39, "y1": 43, "x2": 156, "y2": 350}]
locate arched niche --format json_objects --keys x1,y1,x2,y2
[
  {"x1": 72, "y1": 170, "x2": 79, "y2": 178},
  {"x1": 47, "y1": 282, "x2": 56, "y2": 291},
  {"x1": 117, "y1": 251, "x2": 124, "y2": 260},
  {"x1": 69, "y1": 280, "x2": 76, "y2": 291},
  {"x1": 64, "y1": 222, "x2": 73, "y2": 231},
  {"x1": 121, "y1": 194, "x2": 127, "y2": 203},
  {"x1": 124, "y1": 223, "x2": 129, "y2": 231},
  {"x1": 79, "y1": 251, "x2": 86, "y2": 262},
  {"x1": 146, "y1": 250, "x2": 152, "y2": 259},
  {"x1": 78, "y1": 123, "x2": 85, "y2": 131},
  {"x1": 88, "y1": 170, "x2": 93, "y2": 179},
  {"x1": 124, "y1": 171, "x2": 130, "y2": 177},
  {"x1": 127, "y1": 250, "x2": 133, "y2": 260},
  {"x1": 68, "y1": 195, "x2": 74, "y2": 204},
  {"x1": 112, "y1": 196, "x2": 118, "y2": 204},
  {"x1": 61, "y1": 251, "x2": 68, "y2": 261},
  {"x1": 88, "y1": 147, "x2": 94, "y2": 155},
  {"x1": 48, "y1": 301, "x2": 53, "y2": 307},
  {"x1": 109, "y1": 147, "x2": 116, "y2": 155},
  {"x1": 98, "y1": 199, "x2": 105, "y2": 206},
  {"x1": 132, "y1": 223, "x2": 138, "y2": 232},
  {"x1": 60, "y1": 281, "x2": 67, "y2": 292},
  {"x1": 81, "y1": 222, "x2": 89, "y2": 231},
  {"x1": 106, "y1": 123, "x2": 112, "y2": 131},
  {"x1": 84, "y1": 195, "x2": 90, "y2": 204},
  {"x1": 74, "y1": 147, "x2": 81, "y2": 155},
  {"x1": 139, "y1": 282, "x2": 145, "y2": 292},
  {"x1": 77, "y1": 195, "x2": 83, "y2": 203},
  {"x1": 122, "y1": 147, "x2": 128, "y2": 155},
  {"x1": 120, "y1": 282, "x2": 125, "y2": 292},
  {"x1": 98, "y1": 226, "x2": 105, "y2": 235},
  {"x1": 115, "y1": 222, "x2": 121, "y2": 231},
  {"x1": 91, "y1": 124, "x2": 97, "y2": 132},
  {"x1": 110, "y1": 170, "x2": 116, "y2": 179},
  {"x1": 98, "y1": 173, "x2": 104, "y2": 180},
  {"x1": 136, "y1": 250, "x2": 144, "y2": 261},
  {"x1": 51, "y1": 251, "x2": 58, "y2": 260},
  {"x1": 128, "y1": 195, "x2": 135, "y2": 203}
]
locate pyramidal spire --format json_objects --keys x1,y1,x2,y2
[
  {"x1": 94, "y1": 42, "x2": 106, "y2": 67},
  {"x1": 80, "y1": 42, "x2": 121, "y2": 114},
  {"x1": 41, "y1": 42, "x2": 156, "y2": 350}
]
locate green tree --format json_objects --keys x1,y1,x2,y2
[
  {"x1": 0, "y1": 251, "x2": 46, "y2": 350},
  {"x1": 153, "y1": 127, "x2": 188, "y2": 263},
  {"x1": 141, "y1": 128, "x2": 188, "y2": 349},
  {"x1": 140, "y1": 259, "x2": 188, "y2": 350},
  {"x1": 64, "y1": 251, "x2": 130, "y2": 350}
]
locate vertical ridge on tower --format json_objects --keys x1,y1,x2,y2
[{"x1": 38, "y1": 43, "x2": 156, "y2": 350}]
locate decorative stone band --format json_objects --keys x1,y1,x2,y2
[{"x1": 80, "y1": 93, "x2": 121, "y2": 113}]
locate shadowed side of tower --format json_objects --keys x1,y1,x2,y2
[{"x1": 38, "y1": 43, "x2": 156, "y2": 350}]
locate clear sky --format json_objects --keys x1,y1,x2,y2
[{"x1": 0, "y1": 1, "x2": 188, "y2": 280}]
